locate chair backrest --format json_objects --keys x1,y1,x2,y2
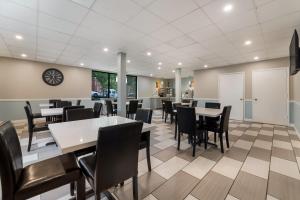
[
  {"x1": 49, "y1": 99, "x2": 60, "y2": 108},
  {"x1": 105, "y1": 100, "x2": 113, "y2": 115},
  {"x1": 62, "y1": 106, "x2": 85, "y2": 121},
  {"x1": 205, "y1": 102, "x2": 220, "y2": 109},
  {"x1": 182, "y1": 99, "x2": 191, "y2": 103},
  {"x1": 138, "y1": 99, "x2": 143, "y2": 103},
  {"x1": 76, "y1": 99, "x2": 81, "y2": 106},
  {"x1": 24, "y1": 105, "x2": 34, "y2": 132},
  {"x1": 93, "y1": 102, "x2": 103, "y2": 118},
  {"x1": 95, "y1": 122, "x2": 143, "y2": 192},
  {"x1": 135, "y1": 109, "x2": 153, "y2": 124},
  {"x1": 191, "y1": 100, "x2": 198, "y2": 107},
  {"x1": 164, "y1": 100, "x2": 173, "y2": 113},
  {"x1": 57, "y1": 101, "x2": 72, "y2": 108},
  {"x1": 25, "y1": 101, "x2": 31, "y2": 108},
  {"x1": 173, "y1": 103, "x2": 181, "y2": 110},
  {"x1": 219, "y1": 106, "x2": 232, "y2": 133},
  {"x1": 0, "y1": 121, "x2": 23, "y2": 199},
  {"x1": 66, "y1": 108, "x2": 94, "y2": 121},
  {"x1": 128, "y1": 100, "x2": 139, "y2": 114},
  {"x1": 176, "y1": 106, "x2": 196, "y2": 135}
]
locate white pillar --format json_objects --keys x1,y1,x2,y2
[
  {"x1": 175, "y1": 68, "x2": 182, "y2": 102},
  {"x1": 117, "y1": 52, "x2": 127, "y2": 117}
]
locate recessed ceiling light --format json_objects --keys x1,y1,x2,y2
[
  {"x1": 172, "y1": 70, "x2": 176, "y2": 73},
  {"x1": 223, "y1": 4, "x2": 233, "y2": 12},
  {"x1": 204, "y1": 64, "x2": 208, "y2": 68},
  {"x1": 254, "y1": 56, "x2": 259, "y2": 60},
  {"x1": 15, "y1": 35, "x2": 23, "y2": 40},
  {"x1": 150, "y1": 74, "x2": 153, "y2": 77},
  {"x1": 127, "y1": 60, "x2": 131, "y2": 63},
  {"x1": 103, "y1": 48, "x2": 109, "y2": 52},
  {"x1": 244, "y1": 40, "x2": 252, "y2": 45},
  {"x1": 177, "y1": 62, "x2": 182, "y2": 66},
  {"x1": 146, "y1": 52, "x2": 152, "y2": 56},
  {"x1": 21, "y1": 53, "x2": 27, "y2": 58},
  {"x1": 158, "y1": 62, "x2": 162, "y2": 65},
  {"x1": 158, "y1": 66, "x2": 161, "y2": 70}
]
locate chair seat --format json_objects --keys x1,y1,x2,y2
[
  {"x1": 16, "y1": 153, "x2": 81, "y2": 198},
  {"x1": 78, "y1": 154, "x2": 96, "y2": 186},
  {"x1": 33, "y1": 113, "x2": 42, "y2": 118}
]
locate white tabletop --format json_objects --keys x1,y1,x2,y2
[
  {"x1": 39, "y1": 103, "x2": 54, "y2": 107},
  {"x1": 49, "y1": 116, "x2": 155, "y2": 154},
  {"x1": 195, "y1": 107, "x2": 222, "y2": 117},
  {"x1": 112, "y1": 102, "x2": 142, "y2": 105},
  {"x1": 41, "y1": 108, "x2": 63, "y2": 117}
]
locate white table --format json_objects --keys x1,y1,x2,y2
[
  {"x1": 39, "y1": 103, "x2": 54, "y2": 107},
  {"x1": 41, "y1": 108, "x2": 63, "y2": 117},
  {"x1": 112, "y1": 102, "x2": 142, "y2": 106},
  {"x1": 195, "y1": 107, "x2": 222, "y2": 117},
  {"x1": 49, "y1": 116, "x2": 155, "y2": 154}
]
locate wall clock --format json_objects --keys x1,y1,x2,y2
[{"x1": 42, "y1": 68, "x2": 64, "y2": 86}]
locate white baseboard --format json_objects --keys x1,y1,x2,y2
[{"x1": 244, "y1": 118, "x2": 253, "y2": 122}]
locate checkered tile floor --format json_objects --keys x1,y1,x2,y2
[{"x1": 5, "y1": 110, "x2": 300, "y2": 200}]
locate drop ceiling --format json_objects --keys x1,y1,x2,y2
[{"x1": 0, "y1": 0, "x2": 299, "y2": 78}]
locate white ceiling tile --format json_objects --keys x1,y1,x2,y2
[
  {"x1": 167, "y1": 35, "x2": 196, "y2": 48},
  {"x1": 194, "y1": 0, "x2": 214, "y2": 7},
  {"x1": 0, "y1": 16, "x2": 36, "y2": 35},
  {"x1": 225, "y1": 25, "x2": 262, "y2": 41},
  {"x1": 147, "y1": 0, "x2": 198, "y2": 22},
  {"x1": 92, "y1": 0, "x2": 142, "y2": 23},
  {"x1": 172, "y1": 9, "x2": 212, "y2": 34},
  {"x1": 39, "y1": 0, "x2": 89, "y2": 24},
  {"x1": 38, "y1": 28, "x2": 72, "y2": 44},
  {"x1": 254, "y1": 0, "x2": 274, "y2": 7},
  {"x1": 151, "y1": 44, "x2": 177, "y2": 53},
  {"x1": 38, "y1": 38, "x2": 67, "y2": 52},
  {"x1": 202, "y1": 0, "x2": 255, "y2": 22},
  {"x1": 39, "y1": 13, "x2": 77, "y2": 34},
  {"x1": 0, "y1": 0, "x2": 37, "y2": 25},
  {"x1": 132, "y1": 0, "x2": 156, "y2": 7},
  {"x1": 71, "y1": 0, "x2": 96, "y2": 8},
  {"x1": 126, "y1": 10, "x2": 166, "y2": 33},
  {"x1": 188, "y1": 24, "x2": 223, "y2": 42},
  {"x1": 180, "y1": 43, "x2": 212, "y2": 57},
  {"x1": 257, "y1": 0, "x2": 300, "y2": 22},
  {"x1": 150, "y1": 25, "x2": 183, "y2": 42},
  {"x1": 9, "y1": 0, "x2": 37, "y2": 9}
]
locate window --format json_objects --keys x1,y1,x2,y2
[{"x1": 91, "y1": 70, "x2": 137, "y2": 100}]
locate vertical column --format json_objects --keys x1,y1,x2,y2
[
  {"x1": 175, "y1": 68, "x2": 182, "y2": 102},
  {"x1": 117, "y1": 52, "x2": 127, "y2": 117}
]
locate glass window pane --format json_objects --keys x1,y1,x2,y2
[
  {"x1": 109, "y1": 73, "x2": 118, "y2": 99},
  {"x1": 91, "y1": 71, "x2": 108, "y2": 100},
  {"x1": 127, "y1": 75, "x2": 137, "y2": 99}
]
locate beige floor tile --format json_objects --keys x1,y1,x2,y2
[
  {"x1": 153, "y1": 156, "x2": 189, "y2": 179},
  {"x1": 273, "y1": 140, "x2": 293, "y2": 150},
  {"x1": 224, "y1": 147, "x2": 248, "y2": 162},
  {"x1": 274, "y1": 130, "x2": 289, "y2": 136},
  {"x1": 248, "y1": 147, "x2": 271, "y2": 162},
  {"x1": 270, "y1": 156, "x2": 300, "y2": 180},
  {"x1": 176, "y1": 147, "x2": 204, "y2": 162},
  {"x1": 154, "y1": 133, "x2": 174, "y2": 141},
  {"x1": 212, "y1": 157, "x2": 243, "y2": 179},
  {"x1": 225, "y1": 194, "x2": 239, "y2": 200},
  {"x1": 253, "y1": 139, "x2": 272, "y2": 150},
  {"x1": 152, "y1": 171, "x2": 199, "y2": 200},
  {"x1": 239, "y1": 134, "x2": 256, "y2": 142},
  {"x1": 263, "y1": 124, "x2": 274, "y2": 128},
  {"x1": 259, "y1": 130, "x2": 273, "y2": 137},
  {"x1": 183, "y1": 156, "x2": 216, "y2": 180},
  {"x1": 291, "y1": 140, "x2": 300, "y2": 148},
  {"x1": 138, "y1": 156, "x2": 163, "y2": 177},
  {"x1": 241, "y1": 156, "x2": 270, "y2": 179},
  {"x1": 154, "y1": 139, "x2": 177, "y2": 150},
  {"x1": 251, "y1": 123, "x2": 262, "y2": 128},
  {"x1": 233, "y1": 139, "x2": 253, "y2": 150},
  {"x1": 230, "y1": 130, "x2": 243, "y2": 137},
  {"x1": 174, "y1": 139, "x2": 192, "y2": 150},
  {"x1": 296, "y1": 157, "x2": 300, "y2": 168},
  {"x1": 256, "y1": 134, "x2": 273, "y2": 142},
  {"x1": 153, "y1": 146, "x2": 179, "y2": 162},
  {"x1": 184, "y1": 194, "x2": 199, "y2": 200},
  {"x1": 266, "y1": 194, "x2": 279, "y2": 200},
  {"x1": 143, "y1": 194, "x2": 158, "y2": 200},
  {"x1": 273, "y1": 134, "x2": 290, "y2": 142},
  {"x1": 245, "y1": 130, "x2": 258, "y2": 137},
  {"x1": 201, "y1": 147, "x2": 223, "y2": 162},
  {"x1": 272, "y1": 147, "x2": 296, "y2": 162}
]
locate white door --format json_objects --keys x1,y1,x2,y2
[
  {"x1": 219, "y1": 73, "x2": 244, "y2": 120},
  {"x1": 252, "y1": 68, "x2": 288, "y2": 125}
]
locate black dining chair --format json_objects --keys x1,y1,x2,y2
[
  {"x1": 49, "y1": 99, "x2": 60, "y2": 108},
  {"x1": 203, "y1": 106, "x2": 232, "y2": 153},
  {"x1": 57, "y1": 101, "x2": 72, "y2": 108},
  {"x1": 176, "y1": 106, "x2": 201, "y2": 157},
  {"x1": 136, "y1": 108, "x2": 153, "y2": 171},
  {"x1": 0, "y1": 121, "x2": 85, "y2": 200},
  {"x1": 62, "y1": 106, "x2": 85, "y2": 122},
  {"x1": 127, "y1": 100, "x2": 139, "y2": 119},
  {"x1": 93, "y1": 102, "x2": 103, "y2": 118},
  {"x1": 161, "y1": 100, "x2": 166, "y2": 119},
  {"x1": 25, "y1": 101, "x2": 42, "y2": 119},
  {"x1": 138, "y1": 99, "x2": 143, "y2": 108},
  {"x1": 24, "y1": 105, "x2": 49, "y2": 152},
  {"x1": 78, "y1": 122, "x2": 143, "y2": 200},
  {"x1": 164, "y1": 100, "x2": 176, "y2": 123},
  {"x1": 204, "y1": 102, "x2": 221, "y2": 143},
  {"x1": 191, "y1": 100, "x2": 198, "y2": 107},
  {"x1": 66, "y1": 108, "x2": 94, "y2": 122},
  {"x1": 105, "y1": 100, "x2": 117, "y2": 116},
  {"x1": 76, "y1": 99, "x2": 81, "y2": 106}
]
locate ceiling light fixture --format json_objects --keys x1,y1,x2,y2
[
  {"x1": 80, "y1": 62, "x2": 84, "y2": 66},
  {"x1": 244, "y1": 40, "x2": 252, "y2": 45},
  {"x1": 103, "y1": 48, "x2": 109, "y2": 52},
  {"x1": 223, "y1": 4, "x2": 233, "y2": 12},
  {"x1": 150, "y1": 74, "x2": 153, "y2": 77},
  {"x1": 172, "y1": 70, "x2": 175, "y2": 73},
  {"x1": 146, "y1": 52, "x2": 152, "y2": 56},
  {"x1": 177, "y1": 62, "x2": 182, "y2": 66},
  {"x1": 127, "y1": 60, "x2": 131, "y2": 63},
  {"x1": 204, "y1": 64, "x2": 208, "y2": 68},
  {"x1": 254, "y1": 56, "x2": 259, "y2": 60},
  {"x1": 15, "y1": 35, "x2": 23, "y2": 40},
  {"x1": 158, "y1": 66, "x2": 161, "y2": 70},
  {"x1": 21, "y1": 53, "x2": 27, "y2": 58},
  {"x1": 158, "y1": 62, "x2": 162, "y2": 65}
]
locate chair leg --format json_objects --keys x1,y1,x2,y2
[
  {"x1": 225, "y1": 131, "x2": 230, "y2": 148},
  {"x1": 214, "y1": 132, "x2": 217, "y2": 143},
  {"x1": 219, "y1": 133, "x2": 224, "y2": 153},
  {"x1": 132, "y1": 176, "x2": 138, "y2": 200},
  {"x1": 27, "y1": 131, "x2": 33, "y2": 152},
  {"x1": 120, "y1": 182, "x2": 124, "y2": 186},
  {"x1": 171, "y1": 114, "x2": 173, "y2": 124},
  {"x1": 146, "y1": 143, "x2": 151, "y2": 172},
  {"x1": 204, "y1": 131, "x2": 208, "y2": 149},
  {"x1": 177, "y1": 132, "x2": 181, "y2": 150},
  {"x1": 192, "y1": 135, "x2": 196, "y2": 157},
  {"x1": 70, "y1": 182, "x2": 75, "y2": 196},
  {"x1": 76, "y1": 176, "x2": 85, "y2": 200},
  {"x1": 165, "y1": 114, "x2": 167, "y2": 123}
]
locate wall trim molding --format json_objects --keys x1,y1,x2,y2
[
  {"x1": 0, "y1": 98, "x2": 91, "y2": 102},
  {"x1": 193, "y1": 98, "x2": 219, "y2": 101}
]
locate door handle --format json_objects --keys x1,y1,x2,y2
[
  {"x1": 253, "y1": 98, "x2": 258, "y2": 101},
  {"x1": 240, "y1": 98, "x2": 244, "y2": 101}
]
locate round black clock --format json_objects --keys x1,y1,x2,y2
[{"x1": 42, "y1": 68, "x2": 64, "y2": 86}]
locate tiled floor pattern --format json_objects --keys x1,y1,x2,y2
[{"x1": 4, "y1": 111, "x2": 300, "y2": 200}]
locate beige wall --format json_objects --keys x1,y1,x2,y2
[
  {"x1": 137, "y1": 76, "x2": 156, "y2": 97},
  {"x1": 193, "y1": 57, "x2": 289, "y2": 99},
  {"x1": 0, "y1": 57, "x2": 91, "y2": 99}
]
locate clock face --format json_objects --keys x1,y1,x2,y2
[{"x1": 42, "y1": 68, "x2": 64, "y2": 86}]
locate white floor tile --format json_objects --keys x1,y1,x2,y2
[
  {"x1": 212, "y1": 157, "x2": 243, "y2": 179},
  {"x1": 251, "y1": 123, "x2": 262, "y2": 128},
  {"x1": 245, "y1": 130, "x2": 258, "y2": 137},
  {"x1": 267, "y1": 194, "x2": 279, "y2": 200},
  {"x1": 291, "y1": 140, "x2": 300, "y2": 148},
  {"x1": 270, "y1": 156, "x2": 300, "y2": 180},
  {"x1": 241, "y1": 157, "x2": 270, "y2": 179},
  {"x1": 226, "y1": 194, "x2": 239, "y2": 200},
  {"x1": 296, "y1": 157, "x2": 300, "y2": 168},
  {"x1": 174, "y1": 139, "x2": 191, "y2": 150},
  {"x1": 182, "y1": 156, "x2": 216, "y2": 180},
  {"x1": 28, "y1": 195, "x2": 41, "y2": 200},
  {"x1": 274, "y1": 130, "x2": 289, "y2": 136},
  {"x1": 138, "y1": 156, "x2": 163, "y2": 177},
  {"x1": 154, "y1": 133, "x2": 174, "y2": 141},
  {"x1": 154, "y1": 156, "x2": 189, "y2": 179},
  {"x1": 184, "y1": 194, "x2": 199, "y2": 200},
  {"x1": 233, "y1": 139, "x2": 253, "y2": 150},
  {"x1": 230, "y1": 130, "x2": 243, "y2": 137},
  {"x1": 288, "y1": 130, "x2": 297, "y2": 135},
  {"x1": 273, "y1": 140, "x2": 293, "y2": 150},
  {"x1": 154, "y1": 139, "x2": 177, "y2": 150},
  {"x1": 259, "y1": 130, "x2": 273, "y2": 136},
  {"x1": 263, "y1": 124, "x2": 274, "y2": 128},
  {"x1": 253, "y1": 139, "x2": 272, "y2": 150},
  {"x1": 143, "y1": 194, "x2": 158, "y2": 200},
  {"x1": 23, "y1": 153, "x2": 38, "y2": 164}
]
